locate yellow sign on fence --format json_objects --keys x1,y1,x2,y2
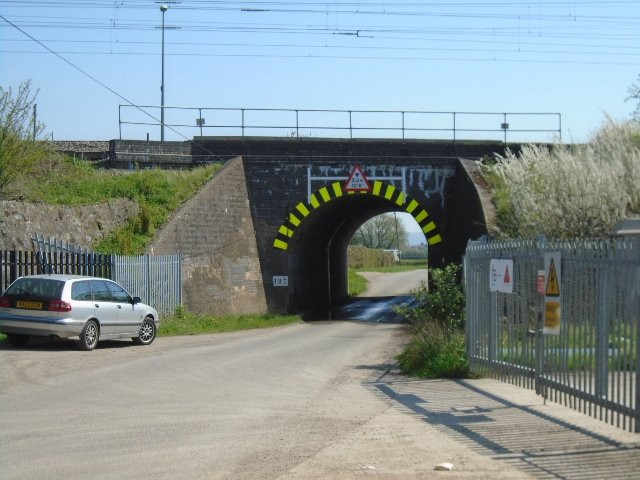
[{"x1": 543, "y1": 252, "x2": 562, "y2": 335}]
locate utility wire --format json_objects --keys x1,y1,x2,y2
[{"x1": 0, "y1": 14, "x2": 229, "y2": 162}]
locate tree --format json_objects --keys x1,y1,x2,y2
[
  {"x1": 0, "y1": 80, "x2": 47, "y2": 196},
  {"x1": 482, "y1": 119, "x2": 640, "y2": 238},
  {"x1": 351, "y1": 213, "x2": 408, "y2": 250}
]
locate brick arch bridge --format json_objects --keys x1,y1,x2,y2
[{"x1": 113, "y1": 137, "x2": 503, "y2": 316}]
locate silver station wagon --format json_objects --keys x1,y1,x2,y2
[{"x1": 0, "y1": 274, "x2": 159, "y2": 351}]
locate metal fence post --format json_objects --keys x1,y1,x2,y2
[
  {"x1": 535, "y1": 235, "x2": 546, "y2": 398},
  {"x1": 596, "y1": 260, "x2": 612, "y2": 400}
]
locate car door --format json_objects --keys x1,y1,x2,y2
[
  {"x1": 105, "y1": 281, "x2": 140, "y2": 336},
  {"x1": 70, "y1": 280, "x2": 98, "y2": 322},
  {"x1": 90, "y1": 280, "x2": 120, "y2": 336}
]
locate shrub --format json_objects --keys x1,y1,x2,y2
[
  {"x1": 0, "y1": 81, "x2": 49, "y2": 196},
  {"x1": 347, "y1": 244, "x2": 395, "y2": 269},
  {"x1": 482, "y1": 119, "x2": 640, "y2": 238},
  {"x1": 398, "y1": 263, "x2": 465, "y2": 333},
  {"x1": 397, "y1": 323, "x2": 468, "y2": 378},
  {"x1": 396, "y1": 264, "x2": 469, "y2": 378}
]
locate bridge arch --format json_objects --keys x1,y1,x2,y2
[
  {"x1": 273, "y1": 180, "x2": 442, "y2": 251},
  {"x1": 272, "y1": 180, "x2": 442, "y2": 315}
]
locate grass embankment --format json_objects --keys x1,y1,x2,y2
[{"x1": 11, "y1": 153, "x2": 222, "y2": 254}]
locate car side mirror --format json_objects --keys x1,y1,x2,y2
[{"x1": 131, "y1": 296, "x2": 142, "y2": 305}]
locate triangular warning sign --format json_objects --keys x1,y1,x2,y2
[
  {"x1": 345, "y1": 164, "x2": 370, "y2": 191},
  {"x1": 546, "y1": 259, "x2": 560, "y2": 296},
  {"x1": 503, "y1": 265, "x2": 510, "y2": 284}
]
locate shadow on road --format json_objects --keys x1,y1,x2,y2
[
  {"x1": 370, "y1": 377, "x2": 640, "y2": 479},
  {"x1": 324, "y1": 295, "x2": 416, "y2": 323}
]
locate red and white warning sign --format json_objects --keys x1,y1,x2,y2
[
  {"x1": 345, "y1": 164, "x2": 371, "y2": 191},
  {"x1": 489, "y1": 259, "x2": 514, "y2": 294}
]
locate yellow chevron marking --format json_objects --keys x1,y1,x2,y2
[
  {"x1": 422, "y1": 221, "x2": 436, "y2": 233},
  {"x1": 332, "y1": 182, "x2": 343, "y2": 197},
  {"x1": 384, "y1": 185, "x2": 396, "y2": 200},
  {"x1": 415, "y1": 210, "x2": 428, "y2": 223},
  {"x1": 279, "y1": 225, "x2": 293, "y2": 237},
  {"x1": 406, "y1": 199, "x2": 419, "y2": 214},
  {"x1": 428, "y1": 234, "x2": 442, "y2": 245},
  {"x1": 372, "y1": 181, "x2": 382, "y2": 196},
  {"x1": 296, "y1": 202, "x2": 310, "y2": 217},
  {"x1": 319, "y1": 187, "x2": 331, "y2": 202},
  {"x1": 273, "y1": 239, "x2": 288, "y2": 250},
  {"x1": 310, "y1": 194, "x2": 320, "y2": 208},
  {"x1": 395, "y1": 191, "x2": 406, "y2": 206},
  {"x1": 289, "y1": 213, "x2": 301, "y2": 227}
]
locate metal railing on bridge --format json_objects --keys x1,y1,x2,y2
[
  {"x1": 119, "y1": 105, "x2": 562, "y2": 144},
  {"x1": 464, "y1": 236, "x2": 640, "y2": 432}
]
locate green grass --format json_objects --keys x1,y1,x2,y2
[
  {"x1": 158, "y1": 308, "x2": 302, "y2": 336},
  {"x1": 10, "y1": 153, "x2": 222, "y2": 254},
  {"x1": 0, "y1": 312, "x2": 301, "y2": 345},
  {"x1": 348, "y1": 269, "x2": 368, "y2": 296}
]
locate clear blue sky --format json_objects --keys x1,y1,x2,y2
[{"x1": 1, "y1": 0, "x2": 639, "y2": 144}]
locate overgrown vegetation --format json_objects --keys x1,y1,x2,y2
[
  {"x1": 8, "y1": 154, "x2": 221, "y2": 253},
  {"x1": 0, "y1": 81, "x2": 49, "y2": 196},
  {"x1": 396, "y1": 264, "x2": 469, "y2": 378},
  {"x1": 347, "y1": 244, "x2": 396, "y2": 269},
  {"x1": 0, "y1": 81, "x2": 223, "y2": 254},
  {"x1": 482, "y1": 119, "x2": 640, "y2": 238},
  {"x1": 159, "y1": 306, "x2": 301, "y2": 336}
]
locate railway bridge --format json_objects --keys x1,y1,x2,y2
[{"x1": 111, "y1": 137, "x2": 504, "y2": 316}]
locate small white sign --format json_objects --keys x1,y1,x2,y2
[
  {"x1": 273, "y1": 276, "x2": 289, "y2": 287},
  {"x1": 489, "y1": 259, "x2": 514, "y2": 293}
]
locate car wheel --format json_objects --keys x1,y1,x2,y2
[
  {"x1": 78, "y1": 320, "x2": 99, "y2": 351},
  {"x1": 6, "y1": 334, "x2": 30, "y2": 347},
  {"x1": 133, "y1": 317, "x2": 156, "y2": 346}
]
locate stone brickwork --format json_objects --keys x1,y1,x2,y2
[
  {"x1": 111, "y1": 137, "x2": 500, "y2": 315},
  {"x1": 148, "y1": 157, "x2": 267, "y2": 315},
  {"x1": 109, "y1": 140, "x2": 195, "y2": 169},
  {"x1": 0, "y1": 199, "x2": 139, "y2": 250}
]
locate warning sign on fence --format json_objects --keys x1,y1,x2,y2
[
  {"x1": 489, "y1": 259, "x2": 514, "y2": 294},
  {"x1": 543, "y1": 252, "x2": 562, "y2": 335}
]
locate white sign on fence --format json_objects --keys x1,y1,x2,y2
[
  {"x1": 273, "y1": 276, "x2": 289, "y2": 287},
  {"x1": 489, "y1": 259, "x2": 514, "y2": 293}
]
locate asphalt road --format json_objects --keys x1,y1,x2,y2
[
  {"x1": 3, "y1": 270, "x2": 632, "y2": 479},
  {"x1": 357, "y1": 269, "x2": 427, "y2": 297},
  {"x1": 0, "y1": 321, "x2": 409, "y2": 480}
]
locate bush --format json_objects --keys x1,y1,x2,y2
[
  {"x1": 397, "y1": 323, "x2": 468, "y2": 378},
  {"x1": 396, "y1": 264, "x2": 469, "y2": 378},
  {"x1": 347, "y1": 244, "x2": 395, "y2": 269},
  {"x1": 398, "y1": 264, "x2": 465, "y2": 332},
  {"x1": 482, "y1": 119, "x2": 640, "y2": 238},
  {"x1": 0, "y1": 81, "x2": 49, "y2": 196}
]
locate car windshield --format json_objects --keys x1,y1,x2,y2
[{"x1": 4, "y1": 278, "x2": 65, "y2": 301}]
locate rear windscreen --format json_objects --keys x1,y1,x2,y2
[{"x1": 5, "y1": 278, "x2": 65, "y2": 301}]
